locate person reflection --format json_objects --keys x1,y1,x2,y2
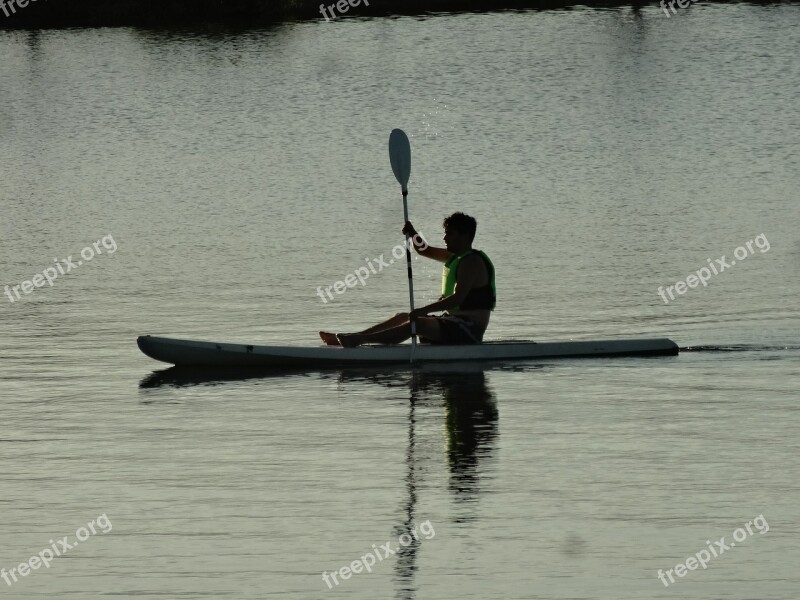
[
  {"x1": 436, "y1": 370, "x2": 498, "y2": 507},
  {"x1": 333, "y1": 367, "x2": 499, "y2": 599}
]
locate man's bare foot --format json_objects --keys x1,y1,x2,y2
[
  {"x1": 319, "y1": 331, "x2": 340, "y2": 346},
  {"x1": 336, "y1": 333, "x2": 363, "y2": 348}
]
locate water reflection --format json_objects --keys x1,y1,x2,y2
[
  {"x1": 139, "y1": 364, "x2": 498, "y2": 599},
  {"x1": 138, "y1": 365, "x2": 312, "y2": 388},
  {"x1": 440, "y1": 371, "x2": 498, "y2": 511},
  {"x1": 337, "y1": 366, "x2": 497, "y2": 599}
]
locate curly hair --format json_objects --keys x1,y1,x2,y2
[{"x1": 442, "y1": 212, "x2": 477, "y2": 243}]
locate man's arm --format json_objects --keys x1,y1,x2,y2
[
  {"x1": 410, "y1": 254, "x2": 481, "y2": 317},
  {"x1": 403, "y1": 222, "x2": 451, "y2": 263}
]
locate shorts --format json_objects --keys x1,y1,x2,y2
[{"x1": 420, "y1": 315, "x2": 483, "y2": 345}]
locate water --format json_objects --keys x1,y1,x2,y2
[{"x1": 1, "y1": 4, "x2": 799, "y2": 598}]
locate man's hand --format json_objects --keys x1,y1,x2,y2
[
  {"x1": 409, "y1": 307, "x2": 428, "y2": 321},
  {"x1": 403, "y1": 222, "x2": 451, "y2": 263}
]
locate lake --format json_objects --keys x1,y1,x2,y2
[{"x1": 1, "y1": 3, "x2": 798, "y2": 598}]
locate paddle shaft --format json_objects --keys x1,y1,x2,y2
[{"x1": 402, "y1": 189, "x2": 418, "y2": 350}]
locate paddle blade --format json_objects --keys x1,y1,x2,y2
[{"x1": 389, "y1": 128, "x2": 411, "y2": 190}]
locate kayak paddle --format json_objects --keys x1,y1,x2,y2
[{"x1": 389, "y1": 128, "x2": 417, "y2": 358}]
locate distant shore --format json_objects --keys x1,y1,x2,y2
[{"x1": 0, "y1": 0, "x2": 794, "y2": 29}]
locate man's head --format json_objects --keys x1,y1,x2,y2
[{"x1": 443, "y1": 212, "x2": 477, "y2": 254}]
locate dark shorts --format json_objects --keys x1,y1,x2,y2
[{"x1": 420, "y1": 315, "x2": 483, "y2": 345}]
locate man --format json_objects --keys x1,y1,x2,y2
[{"x1": 319, "y1": 212, "x2": 496, "y2": 348}]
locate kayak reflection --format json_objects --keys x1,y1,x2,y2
[
  {"x1": 138, "y1": 363, "x2": 497, "y2": 599},
  {"x1": 138, "y1": 366, "x2": 313, "y2": 388}
]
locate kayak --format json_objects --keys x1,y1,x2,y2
[{"x1": 137, "y1": 335, "x2": 679, "y2": 368}]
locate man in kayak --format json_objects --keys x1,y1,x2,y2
[{"x1": 319, "y1": 212, "x2": 496, "y2": 348}]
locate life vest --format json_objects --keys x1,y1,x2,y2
[{"x1": 441, "y1": 249, "x2": 496, "y2": 311}]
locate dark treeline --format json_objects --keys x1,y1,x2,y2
[{"x1": 0, "y1": 0, "x2": 795, "y2": 29}]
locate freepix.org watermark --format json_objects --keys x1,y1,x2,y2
[
  {"x1": 657, "y1": 514, "x2": 768, "y2": 587},
  {"x1": 657, "y1": 233, "x2": 769, "y2": 304},
  {"x1": 316, "y1": 233, "x2": 427, "y2": 304},
  {"x1": 322, "y1": 520, "x2": 435, "y2": 589},
  {"x1": 660, "y1": 0, "x2": 700, "y2": 17},
  {"x1": 4, "y1": 234, "x2": 117, "y2": 303},
  {"x1": 1, "y1": 514, "x2": 112, "y2": 587},
  {"x1": 319, "y1": 0, "x2": 369, "y2": 21},
  {"x1": 0, "y1": 0, "x2": 40, "y2": 18}
]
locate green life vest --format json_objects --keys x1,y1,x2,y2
[{"x1": 441, "y1": 249, "x2": 496, "y2": 311}]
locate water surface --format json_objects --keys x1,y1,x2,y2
[{"x1": 1, "y1": 4, "x2": 799, "y2": 598}]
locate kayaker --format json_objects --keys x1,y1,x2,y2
[{"x1": 320, "y1": 212, "x2": 496, "y2": 348}]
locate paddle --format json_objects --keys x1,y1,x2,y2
[{"x1": 389, "y1": 128, "x2": 418, "y2": 358}]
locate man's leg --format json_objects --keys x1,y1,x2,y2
[
  {"x1": 338, "y1": 317, "x2": 442, "y2": 347},
  {"x1": 355, "y1": 312, "x2": 410, "y2": 335},
  {"x1": 320, "y1": 313, "x2": 410, "y2": 345}
]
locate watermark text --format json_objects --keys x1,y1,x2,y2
[
  {"x1": 4, "y1": 234, "x2": 117, "y2": 303},
  {"x1": 322, "y1": 520, "x2": 435, "y2": 589},
  {"x1": 317, "y1": 233, "x2": 427, "y2": 304},
  {"x1": 657, "y1": 233, "x2": 769, "y2": 304},
  {"x1": 1, "y1": 514, "x2": 113, "y2": 587},
  {"x1": 657, "y1": 514, "x2": 768, "y2": 587}
]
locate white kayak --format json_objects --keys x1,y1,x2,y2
[{"x1": 137, "y1": 335, "x2": 679, "y2": 368}]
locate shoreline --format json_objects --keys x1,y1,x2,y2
[{"x1": 1, "y1": 0, "x2": 794, "y2": 30}]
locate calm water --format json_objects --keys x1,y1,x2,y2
[{"x1": 1, "y1": 4, "x2": 799, "y2": 599}]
